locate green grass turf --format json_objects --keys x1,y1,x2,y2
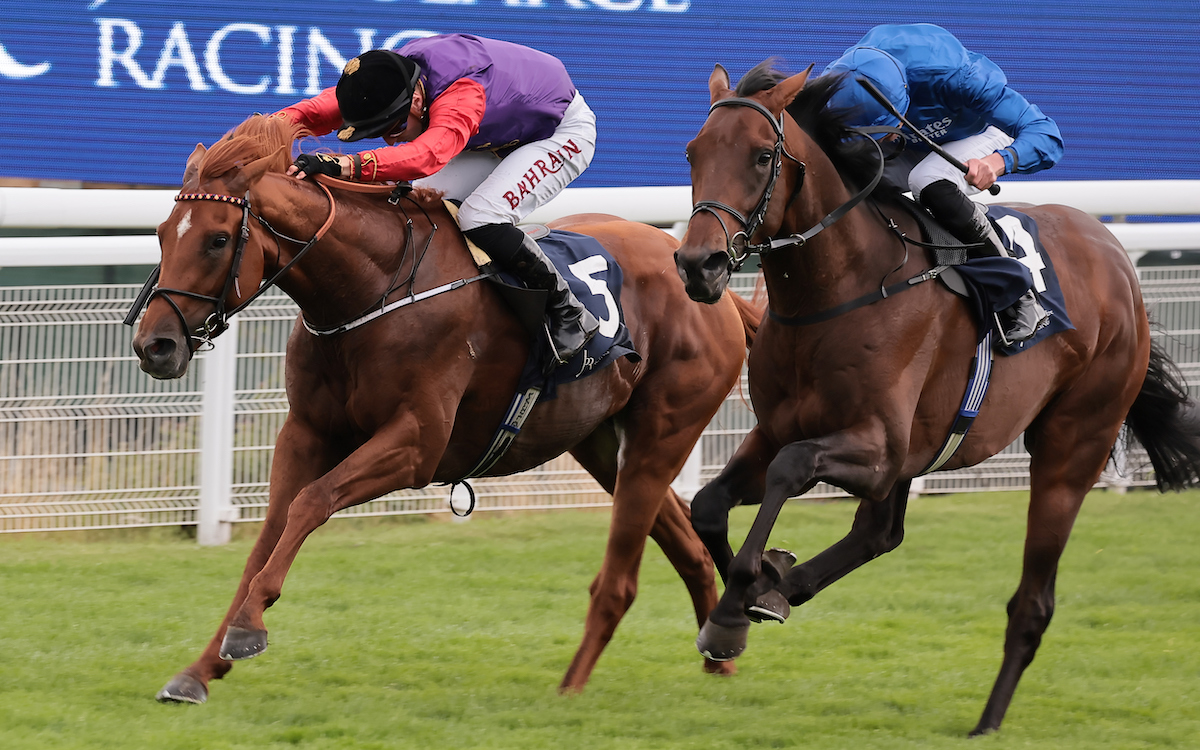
[{"x1": 0, "y1": 489, "x2": 1197, "y2": 749}]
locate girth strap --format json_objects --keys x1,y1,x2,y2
[
  {"x1": 458, "y1": 385, "x2": 544, "y2": 480},
  {"x1": 919, "y1": 330, "x2": 995, "y2": 475},
  {"x1": 768, "y1": 265, "x2": 950, "y2": 326}
]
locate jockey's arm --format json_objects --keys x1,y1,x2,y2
[
  {"x1": 355, "y1": 78, "x2": 486, "y2": 182},
  {"x1": 276, "y1": 79, "x2": 487, "y2": 182}
]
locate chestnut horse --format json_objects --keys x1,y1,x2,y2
[
  {"x1": 132, "y1": 115, "x2": 760, "y2": 703},
  {"x1": 673, "y1": 62, "x2": 1200, "y2": 735}
]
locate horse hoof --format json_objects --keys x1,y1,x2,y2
[
  {"x1": 703, "y1": 658, "x2": 738, "y2": 676},
  {"x1": 219, "y1": 626, "x2": 268, "y2": 661},
  {"x1": 696, "y1": 618, "x2": 749, "y2": 661},
  {"x1": 762, "y1": 547, "x2": 796, "y2": 581},
  {"x1": 747, "y1": 589, "x2": 791, "y2": 624},
  {"x1": 156, "y1": 673, "x2": 208, "y2": 704}
]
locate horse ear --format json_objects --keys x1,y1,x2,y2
[
  {"x1": 182, "y1": 143, "x2": 207, "y2": 187},
  {"x1": 767, "y1": 64, "x2": 815, "y2": 112},
  {"x1": 709, "y1": 64, "x2": 733, "y2": 104}
]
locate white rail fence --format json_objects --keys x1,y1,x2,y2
[{"x1": 1, "y1": 182, "x2": 1198, "y2": 541}]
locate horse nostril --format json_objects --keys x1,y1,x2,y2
[
  {"x1": 145, "y1": 337, "x2": 176, "y2": 361},
  {"x1": 702, "y1": 251, "x2": 730, "y2": 275}
]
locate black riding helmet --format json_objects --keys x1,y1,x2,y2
[{"x1": 335, "y1": 50, "x2": 423, "y2": 142}]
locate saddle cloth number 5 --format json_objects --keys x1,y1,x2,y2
[{"x1": 567, "y1": 255, "x2": 620, "y2": 339}]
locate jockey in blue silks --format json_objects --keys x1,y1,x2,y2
[{"x1": 823, "y1": 23, "x2": 1065, "y2": 343}]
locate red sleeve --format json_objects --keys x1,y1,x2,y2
[
  {"x1": 357, "y1": 78, "x2": 486, "y2": 182},
  {"x1": 274, "y1": 87, "x2": 342, "y2": 137}
]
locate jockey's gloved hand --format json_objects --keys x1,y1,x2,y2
[{"x1": 292, "y1": 153, "x2": 343, "y2": 179}]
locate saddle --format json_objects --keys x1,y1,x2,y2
[{"x1": 889, "y1": 196, "x2": 1073, "y2": 355}]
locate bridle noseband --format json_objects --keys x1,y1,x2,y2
[
  {"x1": 690, "y1": 96, "x2": 886, "y2": 271},
  {"x1": 125, "y1": 182, "x2": 337, "y2": 355}
]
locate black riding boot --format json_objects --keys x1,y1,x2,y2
[
  {"x1": 464, "y1": 223, "x2": 600, "y2": 367},
  {"x1": 921, "y1": 180, "x2": 1050, "y2": 344}
]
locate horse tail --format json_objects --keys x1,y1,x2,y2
[
  {"x1": 729, "y1": 288, "x2": 766, "y2": 349},
  {"x1": 1124, "y1": 338, "x2": 1200, "y2": 491}
]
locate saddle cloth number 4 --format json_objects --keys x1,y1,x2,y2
[{"x1": 995, "y1": 214, "x2": 1047, "y2": 294}]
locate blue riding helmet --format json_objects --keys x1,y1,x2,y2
[{"x1": 823, "y1": 46, "x2": 909, "y2": 128}]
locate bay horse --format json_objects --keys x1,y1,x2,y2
[
  {"x1": 673, "y1": 62, "x2": 1200, "y2": 736},
  {"x1": 132, "y1": 114, "x2": 761, "y2": 703}
]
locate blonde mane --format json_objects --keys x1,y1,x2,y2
[{"x1": 198, "y1": 115, "x2": 305, "y2": 180}]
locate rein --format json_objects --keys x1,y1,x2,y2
[
  {"x1": 123, "y1": 174, "x2": 481, "y2": 351},
  {"x1": 690, "y1": 96, "x2": 886, "y2": 270}
]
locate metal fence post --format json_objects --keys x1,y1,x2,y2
[
  {"x1": 198, "y1": 318, "x2": 239, "y2": 545},
  {"x1": 672, "y1": 441, "x2": 704, "y2": 503}
]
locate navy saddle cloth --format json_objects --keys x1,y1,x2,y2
[
  {"x1": 491, "y1": 229, "x2": 640, "y2": 400},
  {"x1": 900, "y1": 199, "x2": 1074, "y2": 356},
  {"x1": 951, "y1": 205, "x2": 1075, "y2": 355}
]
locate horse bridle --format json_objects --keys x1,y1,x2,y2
[
  {"x1": 124, "y1": 182, "x2": 337, "y2": 354},
  {"x1": 690, "y1": 96, "x2": 886, "y2": 270}
]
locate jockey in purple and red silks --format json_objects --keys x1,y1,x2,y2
[{"x1": 275, "y1": 33, "x2": 599, "y2": 368}]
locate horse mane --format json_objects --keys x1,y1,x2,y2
[
  {"x1": 736, "y1": 60, "x2": 902, "y2": 199},
  {"x1": 196, "y1": 114, "x2": 446, "y2": 211},
  {"x1": 198, "y1": 115, "x2": 303, "y2": 180}
]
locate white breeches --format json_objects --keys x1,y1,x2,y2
[{"x1": 415, "y1": 92, "x2": 597, "y2": 231}]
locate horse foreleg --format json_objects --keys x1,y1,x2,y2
[
  {"x1": 219, "y1": 414, "x2": 440, "y2": 666},
  {"x1": 156, "y1": 417, "x2": 334, "y2": 703},
  {"x1": 697, "y1": 434, "x2": 893, "y2": 661},
  {"x1": 690, "y1": 425, "x2": 774, "y2": 585},
  {"x1": 774, "y1": 479, "x2": 910, "y2": 607}
]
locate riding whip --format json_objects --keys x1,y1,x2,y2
[{"x1": 856, "y1": 76, "x2": 1001, "y2": 196}]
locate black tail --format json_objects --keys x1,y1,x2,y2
[{"x1": 1124, "y1": 339, "x2": 1200, "y2": 491}]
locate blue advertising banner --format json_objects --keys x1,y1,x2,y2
[{"x1": 1, "y1": 1, "x2": 1197, "y2": 188}]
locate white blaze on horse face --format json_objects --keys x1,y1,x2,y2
[{"x1": 176, "y1": 209, "x2": 192, "y2": 242}]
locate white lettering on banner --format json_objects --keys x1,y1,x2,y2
[
  {"x1": 206, "y1": 24, "x2": 271, "y2": 95},
  {"x1": 306, "y1": 28, "x2": 348, "y2": 96},
  {"x1": 96, "y1": 18, "x2": 154, "y2": 87},
  {"x1": 154, "y1": 23, "x2": 209, "y2": 91},
  {"x1": 93, "y1": 11, "x2": 685, "y2": 95},
  {"x1": 0, "y1": 43, "x2": 51, "y2": 79},
  {"x1": 96, "y1": 19, "x2": 209, "y2": 90},
  {"x1": 275, "y1": 26, "x2": 297, "y2": 95}
]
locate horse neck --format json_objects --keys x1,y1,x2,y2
[
  {"x1": 257, "y1": 178, "x2": 447, "y2": 327},
  {"x1": 761, "y1": 155, "x2": 896, "y2": 319}
]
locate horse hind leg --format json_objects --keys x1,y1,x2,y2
[
  {"x1": 562, "y1": 414, "x2": 728, "y2": 690},
  {"x1": 971, "y1": 367, "x2": 1140, "y2": 735},
  {"x1": 649, "y1": 487, "x2": 737, "y2": 676}
]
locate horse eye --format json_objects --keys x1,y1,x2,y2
[
  {"x1": 756, "y1": 151, "x2": 772, "y2": 166},
  {"x1": 212, "y1": 236, "x2": 229, "y2": 250}
]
